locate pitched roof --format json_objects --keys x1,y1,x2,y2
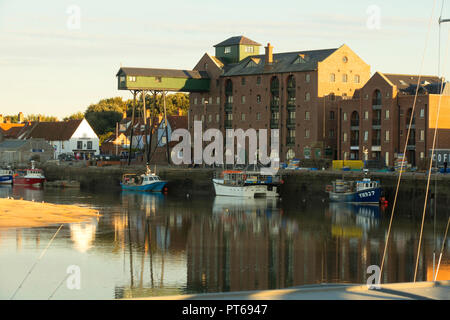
[
  {"x1": 222, "y1": 48, "x2": 338, "y2": 76},
  {"x1": 20, "y1": 120, "x2": 82, "y2": 141},
  {"x1": 214, "y1": 36, "x2": 262, "y2": 47},
  {"x1": 2, "y1": 126, "x2": 25, "y2": 138},
  {"x1": 116, "y1": 67, "x2": 209, "y2": 79},
  {"x1": 382, "y1": 73, "x2": 444, "y2": 95},
  {"x1": 166, "y1": 115, "x2": 187, "y2": 130}
]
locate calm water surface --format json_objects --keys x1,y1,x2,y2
[{"x1": 0, "y1": 185, "x2": 448, "y2": 299}]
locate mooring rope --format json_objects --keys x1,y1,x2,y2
[
  {"x1": 10, "y1": 224, "x2": 64, "y2": 300},
  {"x1": 414, "y1": 10, "x2": 450, "y2": 283},
  {"x1": 434, "y1": 216, "x2": 450, "y2": 281},
  {"x1": 378, "y1": 0, "x2": 438, "y2": 284}
]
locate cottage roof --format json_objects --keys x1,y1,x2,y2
[{"x1": 19, "y1": 120, "x2": 82, "y2": 141}]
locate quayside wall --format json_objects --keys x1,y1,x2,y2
[{"x1": 41, "y1": 164, "x2": 450, "y2": 208}]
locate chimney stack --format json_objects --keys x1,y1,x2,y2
[
  {"x1": 18, "y1": 112, "x2": 24, "y2": 123},
  {"x1": 178, "y1": 108, "x2": 183, "y2": 116},
  {"x1": 265, "y1": 43, "x2": 274, "y2": 65}
]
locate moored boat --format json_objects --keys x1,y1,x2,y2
[
  {"x1": 0, "y1": 168, "x2": 14, "y2": 185},
  {"x1": 326, "y1": 177, "x2": 382, "y2": 204},
  {"x1": 120, "y1": 167, "x2": 167, "y2": 192},
  {"x1": 212, "y1": 169, "x2": 282, "y2": 198},
  {"x1": 13, "y1": 162, "x2": 46, "y2": 187}
]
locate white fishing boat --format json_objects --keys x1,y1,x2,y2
[{"x1": 212, "y1": 170, "x2": 283, "y2": 198}]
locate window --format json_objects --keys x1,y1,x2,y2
[
  {"x1": 305, "y1": 129, "x2": 310, "y2": 138},
  {"x1": 241, "y1": 77, "x2": 246, "y2": 85},
  {"x1": 364, "y1": 111, "x2": 369, "y2": 120},
  {"x1": 208, "y1": 97, "x2": 212, "y2": 104},
  {"x1": 329, "y1": 129, "x2": 335, "y2": 138},
  {"x1": 128, "y1": 76, "x2": 136, "y2": 82},
  {"x1": 420, "y1": 130, "x2": 425, "y2": 141},
  {"x1": 120, "y1": 76, "x2": 125, "y2": 83},
  {"x1": 354, "y1": 75, "x2": 360, "y2": 83},
  {"x1": 420, "y1": 108, "x2": 425, "y2": 118},
  {"x1": 87, "y1": 141, "x2": 92, "y2": 149},
  {"x1": 245, "y1": 46, "x2": 254, "y2": 53},
  {"x1": 342, "y1": 74, "x2": 348, "y2": 83},
  {"x1": 201, "y1": 115, "x2": 205, "y2": 122},
  {"x1": 364, "y1": 131, "x2": 368, "y2": 142},
  {"x1": 256, "y1": 112, "x2": 261, "y2": 120},
  {"x1": 330, "y1": 73, "x2": 336, "y2": 82},
  {"x1": 305, "y1": 111, "x2": 310, "y2": 120},
  {"x1": 204, "y1": 63, "x2": 208, "y2": 70},
  {"x1": 224, "y1": 46, "x2": 231, "y2": 54},
  {"x1": 201, "y1": 97, "x2": 205, "y2": 104},
  {"x1": 77, "y1": 141, "x2": 82, "y2": 149},
  {"x1": 373, "y1": 89, "x2": 382, "y2": 105},
  {"x1": 216, "y1": 114, "x2": 220, "y2": 123},
  {"x1": 216, "y1": 97, "x2": 220, "y2": 104},
  {"x1": 385, "y1": 152, "x2": 389, "y2": 166},
  {"x1": 343, "y1": 132, "x2": 347, "y2": 142},
  {"x1": 364, "y1": 94, "x2": 369, "y2": 100},
  {"x1": 305, "y1": 74, "x2": 311, "y2": 83},
  {"x1": 161, "y1": 136, "x2": 167, "y2": 144},
  {"x1": 343, "y1": 56, "x2": 348, "y2": 63},
  {"x1": 343, "y1": 112, "x2": 347, "y2": 121},
  {"x1": 256, "y1": 76, "x2": 261, "y2": 85},
  {"x1": 330, "y1": 111, "x2": 335, "y2": 120},
  {"x1": 256, "y1": 95, "x2": 261, "y2": 103},
  {"x1": 241, "y1": 95, "x2": 246, "y2": 104},
  {"x1": 420, "y1": 152, "x2": 425, "y2": 159},
  {"x1": 305, "y1": 92, "x2": 310, "y2": 101},
  {"x1": 208, "y1": 114, "x2": 212, "y2": 123},
  {"x1": 241, "y1": 113, "x2": 246, "y2": 121},
  {"x1": 385, "y1": 110, "x2": 390, "y2": 119},
  {"x1": 385, "y1": 130, "x2": 390, "y2": 141}
]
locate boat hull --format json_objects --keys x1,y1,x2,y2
[
  {"x1": 213, "y1": 179, "x2": 279, "y2": 198},
  {"x1": 0, "y1": 175, "x2": 13, "y2": 184},
  {"x1": 329, "y1": 187, "x2": 381, "y2": 204},
  {"x1": 13, "y1": 177, "x2": 45, "y2": 187},
  {"x1": 120, "y1": 181, "x2": 167, "y2": 192}
]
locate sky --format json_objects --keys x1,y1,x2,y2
[{"x1": 1, "y1": 0, "x2": 450, "y2": 119}]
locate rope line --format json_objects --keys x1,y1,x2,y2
[
  {"x1": 434, "y1": 216, "x2": 450, "y2": 281},
  {"x1": 378, "y1": 0, "x2": 438, "y2": 284},
  {"x1": 10, "y1": 224, "x2": 64, "y2": 300}
]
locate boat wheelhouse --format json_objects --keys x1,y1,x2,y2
[
  {"x1": 0, "y1": 169, "x2": 14, "y2": 185},
  {"x1": 120, "y1": 167, "x2": 167, "y2": 192},
  {"x1": 327, "y1": 178, "x2": 382, "y2": 204}
]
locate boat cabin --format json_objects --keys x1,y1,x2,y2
[{"x1": 356, "y1": 178, "x2": 380, "y2": 192}]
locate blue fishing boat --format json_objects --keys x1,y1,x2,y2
[
  {"x1": 0, "y1": 168, "x2": 13, "y2": 185},
  {"x1": 326, "y1": 178, "x2": 382, "y2": 204},
  {"x1": 120, "y1": 168, "x2": 167, "y2": 192}
]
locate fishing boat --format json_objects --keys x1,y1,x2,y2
[
  {"x1": 13, "y1": 161, "x2": 46, "y2": 187},
  {"x1": 0, "y1": 168, "x2": 14, "y2": 184},
  {"x1": 326, "y1": 177, "x2": 382, "y2": 204},
  {"x1": 120, "y1": 167, "x2": 167, "y2": 192},
  {"x1": 212, "y1": 169, "x2": 283, "y2": 198}
]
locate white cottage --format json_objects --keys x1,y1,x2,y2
[{"x1": 18, "y1": 118, "x2": 100, "y2": 159}]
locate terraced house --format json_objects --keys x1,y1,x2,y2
[{"x1": 189, "y1": 36, "x2": 370, "y2": 162}]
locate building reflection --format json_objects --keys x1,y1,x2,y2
[{"x1": 69, "y1": 220, "x2": 97, "y2": 253}]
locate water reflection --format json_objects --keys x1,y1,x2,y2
[{"x1": 0, "y1": 188, "x2": 448, "y2": 299}]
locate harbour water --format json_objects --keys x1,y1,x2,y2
[{"x1": 0, "y1": 185, "x2": 448, "y2": 299}]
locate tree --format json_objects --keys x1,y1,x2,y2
[
  {"x1": 64, "y1": 112, "x2": 84, "y2": 120},
  {"x1": 127, "y1": 92, "x2": 189, "y2": 118},
  {"x1": 84, "y1": 97, "x2": 126, "y2": 135}
]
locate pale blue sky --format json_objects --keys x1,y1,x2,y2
[{"x1": 1, "y1": 0, "x2": 450, "y2": 118}]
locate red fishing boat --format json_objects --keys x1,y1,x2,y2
[{"x1": 13, "y1": 161, "x2": 46, "y2": 187}]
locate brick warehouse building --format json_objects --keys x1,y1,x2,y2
[
  {"x1": 339, "y1": 72, "x2": 450, "y2": 167},
  {"x1": 188, "y1": 36, "x2": 371, "y2": 163}
]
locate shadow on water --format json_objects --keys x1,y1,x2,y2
[{"x1": 0, "y1": 186, "x2": 448, "y2": 299}]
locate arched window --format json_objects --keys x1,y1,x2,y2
[
  {"x1": 270, "y1": 76, "x2": 280, "y2": 106},
  {"x1": 330, "y1": 73, "x2": 336, "y2": 82},
  {"x1": 372, "y1": 89, "x2": 382, "y2": 105},
  {"x1": 351, "y1": 111, "x2": 359, "y2": 127},
  {"x1": 287, "y1": 75, "x2": 296, "y2": 107}
]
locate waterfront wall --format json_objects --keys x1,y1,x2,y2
[{"x1": 41, "y1": 163, "x2": 450, "y2": 207}]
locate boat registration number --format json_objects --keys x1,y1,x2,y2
[{"x1": 359, "y1": 191, "x2": 375, "y2": 198}]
